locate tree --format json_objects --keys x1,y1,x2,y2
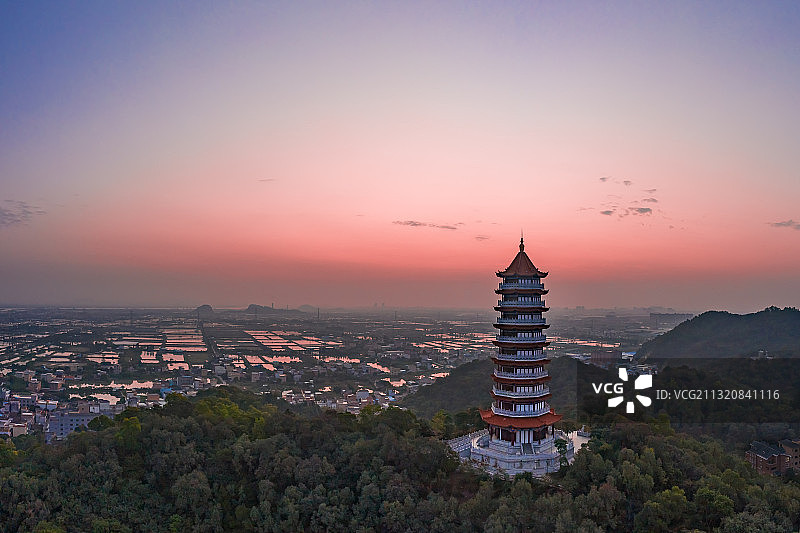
[
  {"x1": 694, "y1": 486, "x2": 734, "y2": 529},
  {"x1": 115, "y1": 417, "x2": 141, "y2": 453},
  {"x1": 555, "y1": 438, "x2": 569, "y2": 469},
  {"x1": 431, "y1": 410, "x2": 455, "y2": 439},
  {"x1": 0, "y1": 438, "x2": 17, "y2": 467},
  {"x1": 634, "y1": 486, "x2": 689, "y2": 533},
  {"x1": 88, "y1": 415, "x2": 115, "y2": 431}
]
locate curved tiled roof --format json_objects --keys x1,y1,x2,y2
[
  {"x1": 496, "y1": 238, "x2": 548, "y2": 278},
  {"x1": 479, "y1": 408, "x2": 562, "y2": 428}
]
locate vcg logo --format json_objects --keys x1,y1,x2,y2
[{"x1": 592, "y1": 368, "x2": 653, "y2": 413}]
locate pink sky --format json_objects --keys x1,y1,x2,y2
[{"x1": 1, "y1": 2, "x2": 799, "y2": 312}]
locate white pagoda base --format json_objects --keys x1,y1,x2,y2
[{"x1": 468, "y1": 430, "x2": 574, "y2": 477}]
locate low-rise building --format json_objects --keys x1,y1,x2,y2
[
  {"x1": 0, "y1": 420, "x2": 28, "y2": 437},
  {"x1": 45, "y1": 409, "x2": 101, "y2": 443},
  {"x1": 746, "y1": 441, "x2": 790, "y2": 476},
  {"x1": 779, "y1": 438, "x2": 800, "y2": 471}
]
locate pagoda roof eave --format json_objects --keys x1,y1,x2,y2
[
  {"x1": 496, "y1": 269, "x2": 548, "y2": 278},
  {"x1": 491, "y1": 357, "x2": 551, "y2": 366},
  {"x1": 492, "y1": 375, "x2": 551, "y2": 385},
  {"x1": 479, "y1": 409, "x2": 562, "y2": 428},
  {"x1": 492, "y1": 323, "x2": 550, "y2": 330}
]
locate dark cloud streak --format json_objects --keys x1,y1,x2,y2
[
  {"x1": 393, "y1": 220, "x2": 458, "y2": 230},
  {"x1": 0, "y1": 200, "x2": 46, "y2": 228},
  {"x1": 769, "y1": 220, "x2": 800, "y2": 230}
]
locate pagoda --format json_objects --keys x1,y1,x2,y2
[{"x1": 469, "y1": 238, "x2": 573, "y2": 475}]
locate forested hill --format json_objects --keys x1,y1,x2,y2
[
  {"x1": 638, "y1": 306, "x2": 800, "y2": 359},
  {"x1": 399, "y1": 359, "x2": 492, "y2": 418},
  {"x1": 400, "y1": 357, "x2": 578, "y2": 419},
  {"x1": 2, "y1": 386, "x2": 800, "y2": 532}
]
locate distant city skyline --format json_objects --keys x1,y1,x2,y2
[{"x1": 2, "y1": 2, "x2": 799, "y2": 312}]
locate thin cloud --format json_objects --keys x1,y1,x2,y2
[
  {"x1": 0, "y1": 200, "x2": 46, "y2": 228},
  {"x1": 475, "y1": 235, "x2": 489, "y2": 241},
  {"x1": 591, "y1": 177, "x2": 664, "y2": 222},
  {"x1": 769, "y1": 220, "x2": 800, "y2": 230},
  {"x1": 599, "y1": 176, "x2": 633, "y2": 186},
  {"x1": 258, "y1": 178, "x2": 276, "y2": 182},
  {"x1": 393, "y1": 220, "x2": 458, "y2": 230},
  {"x1": 394, "y1": 220, "x2": 426, "y2": 227}
]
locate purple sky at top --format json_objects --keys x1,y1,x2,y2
[{"x1": 1, "y1": 1, "x2": 799, "y2": 312}]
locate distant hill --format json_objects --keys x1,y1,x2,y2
[
  {"x1": 196, "y1": 304, "x2": 214, "y2": 317},
  {"x1": 400, "y1": 356, "x2": 578, "y2": 419},
  {"x1": 638, "y1": 306, "x2": 800, "y2": 359},
  {"x1": 244, "y1": 304, "x2": 305, "y2": 316},
  {"x1": 400, "y1": 359, "x2": 492, "y2": 418}
]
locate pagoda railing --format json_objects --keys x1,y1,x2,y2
[
  {"x1": 494, "y1": 351, "x2": 547, "y2": 361},
  {"x1": 498, "y1": 282, "x2": 545, "y2": 290},
  {"x1": 495, "y1": 318, "x2": 546, "y2": 325},
  {"x1": 492, "y1": 386, "x2": 550, "y2": 399},
  {"x1": 496, "y1": 300, "x2": 546, "y2": 308},
  {"x1": 472, "y1": 439, "x2": 560, "y2": 460},
  {"x1": 493, "y1": 370, "x2": 548, "y2": 380},
  {"x1": 490, "y1": 404, "x2": 550, "y2": 417},
  {"x1": 495, "y1": 335, "x2": 547, "y2": 343}
]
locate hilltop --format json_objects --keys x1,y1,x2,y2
[
  {"x1": 400, "y1": 357, "x2": 578, "y2": 419},
  {"x1": 637, "y1": 306, "x2": 800, "y2": 359}
]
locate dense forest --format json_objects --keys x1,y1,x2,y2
[
  {"x1": 1, "y1": 387, "x2": 799, "y2": 532},
  {"x1": 637, "y1": 306, "x2": 800, "y2": 359}
]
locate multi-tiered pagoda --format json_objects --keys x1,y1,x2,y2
[{"x1": 470, "y1": 238, "x2": 573, "y2": 475}]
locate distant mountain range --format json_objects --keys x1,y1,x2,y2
[
  {"x1": 637, "y1": 306, "x2": 800, "y2": 359},
  {"x1": 193, "y1": 304, "x2": 306, "y2": 316}
]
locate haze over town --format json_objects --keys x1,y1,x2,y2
[{"x1": 2, "y1": 2, "x2": 800, "y2": 312}]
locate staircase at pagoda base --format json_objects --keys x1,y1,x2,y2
[{"x1": 469, "y1": 429, "x2": 575, "y2": 477}]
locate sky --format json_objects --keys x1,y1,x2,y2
[{"x1": 1, "y1": 1, "x2": 799, "y2": 312}]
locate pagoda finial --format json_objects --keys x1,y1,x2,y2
[{"x1": 519, "y1": 231, "x2": 525, "y2": 252}]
